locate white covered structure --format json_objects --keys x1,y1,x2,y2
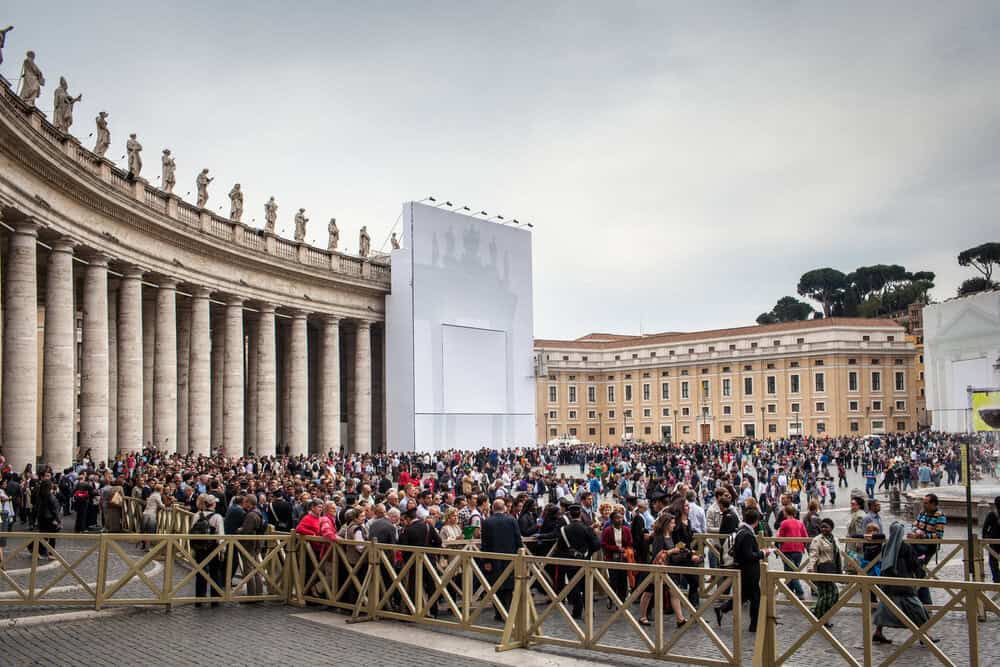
[
  {"x1": 924, "y1": 290, "x2": 1000, "y2": 432},
  {"x1": 386, "y1": 203, "x2": 535, "y2": 452}
]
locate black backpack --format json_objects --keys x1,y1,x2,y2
[{"x1": 190, "y1": 512, "x2": 217, "y2": 559}]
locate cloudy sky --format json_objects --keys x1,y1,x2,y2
[{"x1": 4, "y1": 3, "x2": 998, "y2": 339}]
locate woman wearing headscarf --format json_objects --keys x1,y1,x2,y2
[
  {"x1": 806, "y1": 517, "x2": 842, "y2": 625},
  {"x1": 872, "y1": 521, "x2": 930, "y2": 645}
]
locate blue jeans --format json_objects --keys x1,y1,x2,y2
[{"x1": 782, "y1": 550, "x2": 805, "y2": 598}]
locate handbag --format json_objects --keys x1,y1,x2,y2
[
  {"x1": 816, "y1": 561, "x2": 840, "y2": 574},
  {"x1": 623, "y1": 546, "x2": 637, "y2": 588},
  {"x1": 110, "y1": 491, "x2": 123, "y2": 508}
]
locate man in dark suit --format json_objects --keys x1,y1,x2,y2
[
  {"x1": 481, "y1": 499, "x2": 523, "y2": 621},
  {"x1": 554, "y1": 504, "x2": 601, "y2": 620},
  {"x1": 399, "y1": 507, "x2": 442, "y2": 617},
  {"x1": 715, "y1": 507, "x2": 772, "y2": 632}
]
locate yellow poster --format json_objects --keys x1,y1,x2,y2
[{"x1": 972, "y1": 390, "x2": 1000, "y2": 432}]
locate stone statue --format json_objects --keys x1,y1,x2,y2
[
  {"x1": 264, "y1": 196, "x2": 277, "y2": 233},
  {"x1": 93, "y1": 111, "x2": 110, "y2": 157},
  {"x1": 196, "y1": 168, "x2": 213, "y2": 208},
  {"x1": 327, "y1": 218, "x2": 339, "y2": 251},
  {"x1": 390, "y1": 232, "x2": 400, "y2": 250},
  {"x1": 161, "y1": 149, "x2": 175, "y2": 192},
  {"x1": 52, "y1": 76, "x2": 82, "y2": 133},
  {"x1": 294, "y1": 208, "x2": 308, "y2": 242},
  {"x1": 126, "y1": 133, "x2": 143, "y2": 178},
  {"x1": 0, "y1": 26, "x2": 13, "y2": 67},
  {"x1": 18, "y1": 51, "x2": 44, "y2": 107},
  {"x1": 359, "y1": 225, "x2": 371, "y2": 258},
  {"x1": 228, "y1": 183, "x2": 243, "y2": 221}
]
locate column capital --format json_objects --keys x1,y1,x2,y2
[
  {"x1": 157, "y1": 276, "x2": 180, "y2": 290},
  {"x1": 190, "y1": 286, "x2": 212, "y2": 299},
  {"x1": 321, "y1": 313, "x2": 342, "y2": 325},
  {"x1": 49, "y1": 236, "x2": 76, "y2": 253},
  {"x1": 289, "y1": 309, "x2": 308, "y2": 320},
  {"x1": 120, "y1": 264, "x2": 145, "y2": 280},
  {"x1": 222, "y1": 294, "x2": 245, "y2": 307},
  {"x1": 257, "y1": 302, "x2": 276, "y2": 315},
  {"x1": 355, "y1": 318, "x2": 372, "y2": 330},
  {"x1": 84, "y1": 251, "x2": 110, "y2": 268},
  {"x1": 9, "y1": 218, "x2": 41, "y2": 236}
]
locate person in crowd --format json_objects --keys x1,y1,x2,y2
[
  {"x1": 806, "y1": 517, "x2": 841, "y2": 627},
  {"x1": 776, "y1": 504, "x2": 809, "y2": 600},
  {"x1": 554, "y1": 504, "x2": 600, "y2": 620},
  {"x1": 649, "y1": 512, "x2": 689, "y2": 627},
  {"x1": 872, "y1": 522, "x2": 935, "y2": 646},
  {"x1": 481, "y1": 498, "x2": 523, "y2": 620},
  {"x1": 191, "y1": 494, "x2": 225, "y2": 606},
  {"x1": 715, "y1": 508, "x2": 772, "y2": 633},
  {"x1": 140, "y1": 483, "x2": 165, "y2": 549},
  {"x1": 236, "y1": 495, "x2": 265, "y2": 597},
  {"x1": 399, "y1": 506, "x2": 443, "y2": 617},
  {"x1": 35, "y1": 479, "x2": 61, "y2": 558},
  {"x1": 668, "y1": 496, "x2": 702, "y2": 607},
  {"x1": 439, "y1": 507, "x2": 462, "y2": 543},
  {"x1": 600, "y1": 509, "x2": 633, "y2": 608},
  {"x1": 982, "y1": 496, "x2": 1000, "y2": 583}
]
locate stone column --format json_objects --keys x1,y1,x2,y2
[
  {"x1": 353, "y1": 319, "x2": 372, "y2": 455},
  {"x1": 176, "y1": 298, "x2": 192, "y2": 455},
  {"x1": 107, "y1": 277, "x2": 119, "y2": 459},
  {"x1": 245, "y1": 315, "x2": 258, "y2": 456},
  {"x1": 142, "y1": 294, "x2": 155, "y2": 448},
  {"x1": 255, "y1": 304, "x2": 276, "y2": 457},
  {"x1": 287, "y1": 310, "x2": 308, "y2": 457},
  {"x1": 223, "y1": 296, "x2": 244, "y2": 456},
  {"x1": 3, "y1": 220, "x2": 40, "y2": 472},
  {"x1": 319, "y1": 315, "x2": 341, "y2": 454},
  {"x1": 42, "y1": 237, "x2": 75, "y2": 470},
  {"x1": 188, "y1": 287, "x2": 211, "y2": 456},
  {"x1": 211, "y1": 312, "x2": 223, "y2": 453},
  {"x1": 80, "y1": 254, "x2": 110, "y2": 464},
  {"x1": 153, "y1": 278, "x2": 178, "y2": 453},
  {"x1": 116, "y1": 266, "x2": 144, "y2": 454}
]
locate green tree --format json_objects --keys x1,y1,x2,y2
[
  {"x1": 756, "y1": 296, "x2": 814, "y2": 325},
  {"x1": 958, "y1": 242, "x2": 1000, "y2": 282},
  {"x1": 797, "y1": 268, "x2": 847, "y2": 318},
  {"x1": 957, "y1": 277, "x2": 998, "y2": 297}
]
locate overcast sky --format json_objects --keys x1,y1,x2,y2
[{"x1": 4, "y1": 3, "x2": 998, "y2": 339}]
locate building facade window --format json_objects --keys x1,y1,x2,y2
[
  {"x1": 894, "y1": 371, "x2": 905, "y2": 392},
  {"x1": 815, "y1": 401, "x2": 825, "y2": 412},
  {"x1": 744, "y1": 404, "x2": 754, "y2": 415},
  {"x1": 587, "y1": 385, "x2": 596, "y2": 403},
  {"x1": 568, "y1": 386, "x2": 577, "y2": 403},
  {"x1": 766, "y1": 376, "x2": 776, "y2": 395},
  {"x1": 642, "y1": 383, "x2": 651, "y2": 401},
  {"x1": 849, "y1": 400, "x2": 859, "y2": 412},
  {"x1": 682, "y1": 407, "x2": 690, "y2": 416},
  {"x1": 568, "y1": 410, "x2": 577, "y2": 420},
  {"x1": 744, "y1": 377, "x2": 753, "y2": 396},
  {"x1": 723, "y1": 405, "x2": 732, "y2": 415},
  {"x1": 681, "y1": 381, "x2": 689, "y2": 400},
  {"x1": 895, "y1": 400, "x2": 905, "y2": 411},
  {"x1": 814, "y1": 372, "x2": 825, "y2": 393},
  {"x1": 607, "y1": 386, "x2": 615, "y2": 403},
  {"x1": 661, "y1": 382, "x2": 670, "y2": 400},
  {"x1": 701, "y1": 380, "x2": 710, "y2": 400},
  {"x1": 848, "y1": 371, "x2": 858, "y2": 392},
  {"x1": 548, "y1": 385, "x2": 557, "y2": 402},
  {"x1": 722, "y1": 378, "x2": 732, "y2": 397},
  {"x1": 871, "y1": 371, "x2": 881, "y2": 392},
  {"x1": 790, "y1": 374, "x2": 800, "y2": 394},
  {"x1": 624, "y1": 384, "x2": 633, "y2": 402}
]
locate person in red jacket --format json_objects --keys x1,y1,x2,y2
[
  {"x1": 601, "y1": 510, "x2": 633, "y2": 607},
  {"x1": 295, "y1": 499, "x2": 326, "y2": 593},
  {"x1": 776, "y1": 504, "x2": 809, "y2": 600}
]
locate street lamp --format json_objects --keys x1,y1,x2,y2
[
  {"x1": 760, "y1": 406, "x2": 766, "y2": 439},
  {"x1": 598, "y1": 411, "x2": 603, "y2": 446}
]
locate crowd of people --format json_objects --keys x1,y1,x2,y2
[{"x1": 0, "y1": 431, "x2": 995, "y2": 643}]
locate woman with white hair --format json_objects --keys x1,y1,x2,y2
[{"x1": 191, "y1": 493, "x2": 225, "y2": 607}]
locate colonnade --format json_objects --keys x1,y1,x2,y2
[{"x1": 1, "y1": 218, "x2": 381, "y2": 473}]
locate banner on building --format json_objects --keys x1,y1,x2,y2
[{"x1": 971, "y1": 389, "x2": 1000, "y2": 431}]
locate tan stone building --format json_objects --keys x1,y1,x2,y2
[{"x1": 534, "y1": 318, "x2": 919, "y2": 443}]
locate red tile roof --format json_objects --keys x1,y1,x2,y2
[{"x1": 535, "y1": 317, "x2": 902, "y2": 350}]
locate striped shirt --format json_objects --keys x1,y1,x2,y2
[{"x1": 914, "y1": 510, "x2": 946, "y2": 540}]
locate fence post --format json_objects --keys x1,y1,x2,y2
[
  {"x1": 366, "y1": 538, "x2": 380, "y2": 620},
  {"x1": 967, "y1": 586, "x2": 980, "y2": 666},
  {"x1": 514, "y1": 548, "x2": 530, "y2": 647},
  {"x1": 95, "y1": 533, "x2": 108, "y2": 610},
  {"x1": 163, "y1": 537, "x2": 174, "y2": 608},
  {"x1": 286, "y1": 532, "x2": 304, "y2": 607},
  {"x1": 751, "y1": 562, "x2": 769, "y2": 667},
  {"x1": 861, "y1": 580, "x2": 873, "y2": 667}
]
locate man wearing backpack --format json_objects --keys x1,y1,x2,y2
[
  {"x1": 554, "y1": 504, "x2": 600, "y2": 620},
  {"x1": 715, "y1": 508, "x2": 773, "y2": 633},
  {"x1": 190, "y1": 494, "x2": 225, "y2": 607}
]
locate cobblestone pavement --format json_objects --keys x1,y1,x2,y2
[{"x1": 0, "y1": 603, "x2": 507, "y2": 667}]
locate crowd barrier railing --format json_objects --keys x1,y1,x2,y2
[{"x1": 752, "y1": 561, "x2": 1000, "y2": 667}]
